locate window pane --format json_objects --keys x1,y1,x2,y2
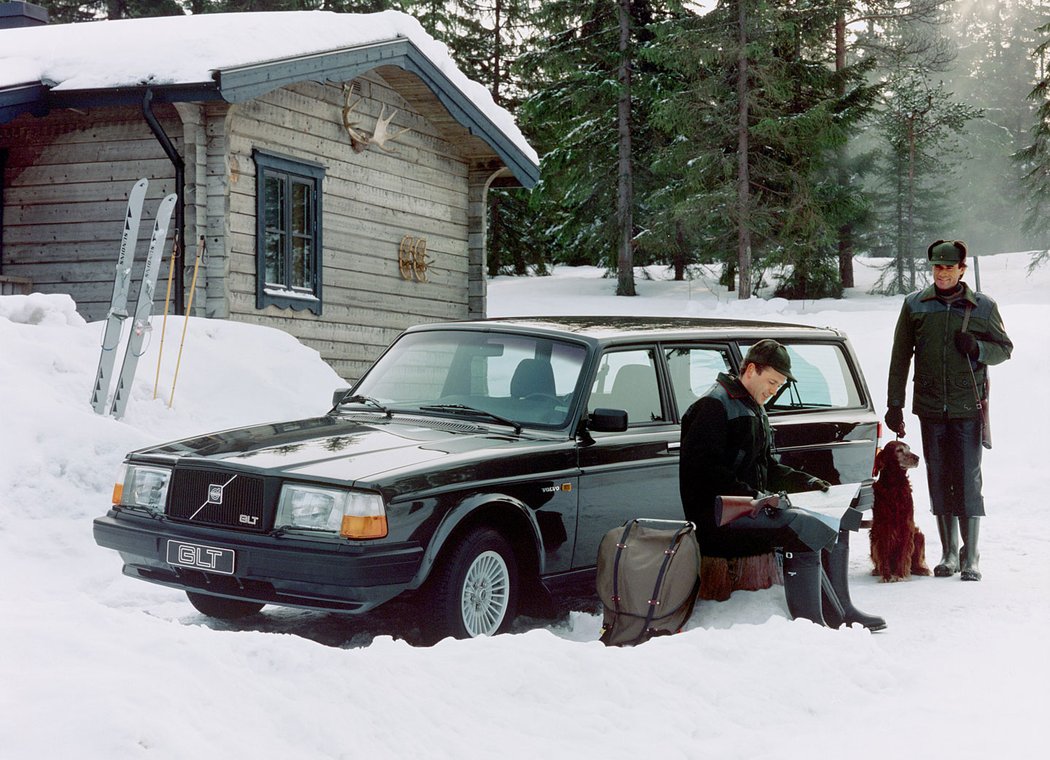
[
  {"x1": 265, "y1": 231, "x2": 284, "y2": 285},
  {"x1": 588, "y1": 349, "x2": 664, "y2": 425},
  {"x1": 739, "y1": 342, "x2": 862, "y2": 411},
  {"x1": 291, "y1": 238, "x2": 312, "y2": 289},
  {"x1": 264, "y1": 175, "x2": 285, "y2": 233},
  {"x1": 664, "y1": 346, "x2": 732, "y2": 415},
  {"x1": 291, "y1": 181, "x2": 311, "y2": 235}
]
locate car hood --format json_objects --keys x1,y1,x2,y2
[{"x1": 132, "y1": 414, "x2": 556, "y2": 487}]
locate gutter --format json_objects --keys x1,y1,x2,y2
[{"x1": 142, "y1": 88, "x2": 185, "y2": 314}]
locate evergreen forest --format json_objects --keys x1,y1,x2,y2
[{"x1": 35, "y1": 0, "x2": 1050, "y2": 297}]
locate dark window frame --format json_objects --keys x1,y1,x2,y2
[{"x1": 253, "y1": 149, "x2": 325, "y2": 315}]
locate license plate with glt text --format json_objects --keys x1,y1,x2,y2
[{"x1": 166, "y1": 539, "x2": 236, "y2": 575}]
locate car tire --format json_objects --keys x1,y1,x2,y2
[
  {"x1": 185, "y1": 591, "x2": 264, "y2": 620},
  {"x1": 426, "y1": 527, "x2": 519, "y2": 641}
]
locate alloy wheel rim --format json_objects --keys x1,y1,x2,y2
[{"x1": 460, "y1": 550, "x2": 510, "y2": 636}]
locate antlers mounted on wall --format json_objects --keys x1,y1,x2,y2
[{"x1": 342, "y1": 83, "x2": 411, "y2": 154}]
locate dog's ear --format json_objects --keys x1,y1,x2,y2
[{"x1": 873, "y1": 447, "x2": 886, "y2": 474}]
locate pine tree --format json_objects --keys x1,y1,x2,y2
[
  {"x1": 858, "y1": 4, "x2": 982, "y2": 294},
  {"x1": 941, "y1": 0, "x2": 1047, "y2": 255},
  {"x1": 1015, "y1": 20, "x2": 1050, "y2": 270},
  {"x1": 645, "y1": 0, "x2": 877, "y2": 299},
  {"x1": 517, "y1": 1, "x2": 681, "y2": 288}
]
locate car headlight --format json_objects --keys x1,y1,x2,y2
[
  {"x1": 113, "y1": 463, "x2": 171, "y2": 515},
  {"x1": 276, "y1": 484, "x2": 387, "y2": 539}
]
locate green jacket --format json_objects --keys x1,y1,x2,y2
[{"x1": 887, "y1": 283, "x2": 1012, "y2": 419}]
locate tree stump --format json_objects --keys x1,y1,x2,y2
[{"x1": 699, "y1": 552, "x2": 783, "y2": 602}]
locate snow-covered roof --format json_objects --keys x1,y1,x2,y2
[{"x1": 0, "y1": 10, "x2": 538, "y2": 184}]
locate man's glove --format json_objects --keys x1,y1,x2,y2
[
  {"x1": 954, "y1": 331, "x2": 979, "y2": 359},
  {"x1": 885, "y1": 406, "x2": 905, "y2": 437},
  {"x1": 806, "y1": 477, "x2": 831, "y2": 492}
]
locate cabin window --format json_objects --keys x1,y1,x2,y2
[{"x1": 253, "y1": 150, "x2": 325, "y2": 315}]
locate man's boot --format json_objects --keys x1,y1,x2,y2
[
  {"x1": 782, "y1": 551, "x2": 826, "y2": 626},
  {"x1": 960, "y1": 517, "x2": 982, "y2": 581},
  {"x1": 823, "y1": 532, "x2": 887, "y2": 631},
  {"x1": 934, "y1": 515, "x2": 960, "y2": 577}
]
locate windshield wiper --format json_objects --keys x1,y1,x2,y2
[
  {"x1": 329, "y1": 393, "x2": 392, "y2": 418},
  {"x1": 418, "y1": 404, "x2": 522, "y2": 435}
]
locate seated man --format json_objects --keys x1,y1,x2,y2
[{"x1": 679, "y1": 339, "x2": 884, "y2": 630}]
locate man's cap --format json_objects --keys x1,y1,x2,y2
[
  {"x1": 928, "y1": 239, "x2": 967, "y2": 266},
  {"x1": 744, "y1": 339, "x2": 795, "y2": 382}
]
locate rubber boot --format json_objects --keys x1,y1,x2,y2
[
  {"x1": 782, "y1": 551, "x2": 827, "y2": 626},
  {"x1": 960, "y1": 517, "x2": 982, "y2": 581},
  {"x1": 823, "y1": 532, "x2": 887, "y2": 631},
  {"x1": 934, "y1": 515, "x2": 960, "y2": 577}
]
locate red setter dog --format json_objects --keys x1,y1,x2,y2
[{"x1": 870, "y1": 440, "x2": 931, "y2": 582}]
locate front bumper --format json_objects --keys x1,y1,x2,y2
[{"x1": 92, "y1": 509, "x2": 424, "y2": 613}]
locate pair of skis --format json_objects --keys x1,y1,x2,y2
[{"x1": 89, "y1": 179, "x2": 177, "y2": 419}]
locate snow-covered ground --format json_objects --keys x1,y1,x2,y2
[{"x1": 1, "y1": 253, "x2": 1046, "y2": 758}]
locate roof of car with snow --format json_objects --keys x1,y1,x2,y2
[{"x1": 0, "y1": 10, "x2": 538, "y2": 186}]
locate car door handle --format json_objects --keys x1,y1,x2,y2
[{"x1": 667, "y1": 441, "x2": 681, "y2": 453}]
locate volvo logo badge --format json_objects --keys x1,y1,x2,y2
[{"x1": 189, "y1": 474, "x2": 238, "y2": 521}]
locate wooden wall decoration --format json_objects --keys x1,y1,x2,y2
[{"x1": 399, "y1": 236, "x2": 429, "y2": 282}]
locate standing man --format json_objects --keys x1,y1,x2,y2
[
  {"x1": 680, "y1": 339, "x2": 885, "y2": 630},
  {"x1": 886, "y1": 240, "x2": 1013, "y2": 582}
]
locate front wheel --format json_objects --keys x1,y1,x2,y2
[
  {"x1": 426, "y1": 528, "x2": 519, "y2": 641},
  {"x1": 186, "y1": 591, "x2": 264, "y2": 620}
]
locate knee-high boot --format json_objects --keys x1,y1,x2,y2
[
  {"x1": 782, "y1": 550, "x2": 827, "y2": 626},
  {"x1": 934, "y1": 515, "x2": 960, "y2": 577},
  {"x1": 823, "y1": 532, "x2": 887, "y2": 631},
  {"x1": 960, "y1": 517, "x2": 982, "y2": 581}
]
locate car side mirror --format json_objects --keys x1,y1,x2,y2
[
  {"x1": 332, "y1": 387, "x2": 351, "y2": 406},
  {"x1": 588, "y1": 408, "x2": 628, "y2": 432}
]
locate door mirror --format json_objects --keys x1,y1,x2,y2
[{"x1": 588, "y1": 408, "x2": 629, "y2": 432}]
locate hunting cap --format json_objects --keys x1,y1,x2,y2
[
  {"x1": 744, "y1": 339, "x2": 795, "y2": 382},
  {"x1": 928, "y1": 239, "x2": 967, "y2": 266}
]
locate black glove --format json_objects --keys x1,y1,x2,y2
[
  {"x1": 806, "y1": 477, "x2": 831, "y2": 492},
  {"x1": 885, "y1": 406, "x2": 905, "y2": 437},
  {"x1": 954, "y1": 331, "x2": 979, "y2": 359}
]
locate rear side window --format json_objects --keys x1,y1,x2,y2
[
  {"x1": 664, "y1": 345, "x2": 733, "y2": 416},
  {"x1": 739, "y1": 341, "x2": 862, "y2": 411}
]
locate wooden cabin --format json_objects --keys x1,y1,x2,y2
[{"x1": 0, "y1": 6, "x2": 538, "y2": 380}]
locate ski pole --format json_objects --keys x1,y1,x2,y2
[
  {"x1": 153, "y1": 231, "x2": 178, "y2": 399},
  {"x1": 169, "y1": 236, "x2": 205, "y2": 408}
]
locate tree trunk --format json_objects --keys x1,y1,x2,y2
[
  {"x1": 834, "y1": 5, "x2": 854, "y2": 289},
  {"x1": 906, "y1": 118, "x2": 917, "y2": 291},
  {"x1": 895, "y1": 152, "x2": 906, "y2": 294},
  {"x1": 736, "y1": 0, "x2": 752, "y2": 300},
  {"x1": 616, "y1": 0, "x2": 636, "y2": 296},
  {"x1": 674, "y1": 220, "x2": 686, "y2": 281}
]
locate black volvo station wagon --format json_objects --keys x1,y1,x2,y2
[{"x1": 93, "y1": 316, "x2": 879, "y2": 641}]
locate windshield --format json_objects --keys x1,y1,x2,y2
[{"x1": 348, "y1": 330, "x2": 589, "y2": 429}]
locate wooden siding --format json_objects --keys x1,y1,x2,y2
[
  {"x1": 0, "y1": 106, "x2": 180, "y2": 319},
  {"x1": 219, "y1": 75, "x2": 473, "y2": 380},
  {"x1": 0, "y1": 71, "x2": 500, "y2": 384}
]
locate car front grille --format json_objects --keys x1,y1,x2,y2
[{"x1": 166, "y1": 468, "x2": 266, "y2": 532}]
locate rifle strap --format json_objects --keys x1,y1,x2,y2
[{"x1": 961, "y1": 305, "x2": 982, "y2": 410}]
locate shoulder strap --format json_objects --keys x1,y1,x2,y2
[{"x1": 962, "y1": 304, "x2": 982, "y2": 408}]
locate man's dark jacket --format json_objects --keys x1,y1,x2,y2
[
  {"x1": 888, "y1": 282, "x2": 1012, "y2": 419},
  {"x1": 680, "y1": 372, "x2": 814, "y2": 553}
]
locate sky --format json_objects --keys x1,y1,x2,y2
[{"x1": 1, "y1": 251, "x2": 1047, "y2": 759}]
